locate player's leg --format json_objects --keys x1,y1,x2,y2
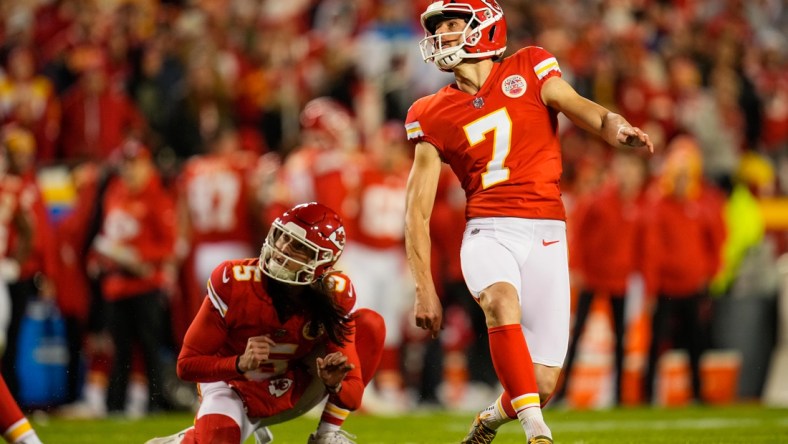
[
  {"x1": 459, "y1": 218, "x2": 544, "y2": 442},
  {"x1": 517, "y1": 220, "x2": 570, "y2": 440},
  {"x1": 461, "y1": 219, "x2": 569, "y2": 443},
  {"x1": 309, "y1": 308, "x2": 385, "y2": 444},
  {"x1": 146, "y1": 381, "x2": 258, "y2": 444},
  {"x1": 352, "y1": 308, "x2": 386, "y2": 385},
  {"x1": 0, "y1": 374, "x2": 42, "y2": 444}
]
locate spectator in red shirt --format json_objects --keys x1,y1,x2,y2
[
  {"x1": 642, "y1": 135, "x2": 726, "y2": 404},
  {"x1": 58, "y1": 53, "x2": 146, "y2": 163},
  {"x1": 91, "y1": 139, "x2": 176, "y2": 415}
]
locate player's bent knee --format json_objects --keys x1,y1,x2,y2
[
  {"x1": 479, "y1": 284, "x2": 521, "y2": 326},
  {"x1": 354, "y1": 308, "x2": 386, "y2": 343},
  {"x1": 195, "y1": 413, "x2": 242, "y2": 444},
  {"x1": 353, "y1": 308, "x2": 386, "y2": 385}
]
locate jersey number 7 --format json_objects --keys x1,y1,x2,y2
[{"x1": 463, "y1": 107, "x2": 513, "y2": 189}]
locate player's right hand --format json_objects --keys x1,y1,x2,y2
[
  {"x1": 238, "y1": 335, "x2": 276, "y2": 372},
  {"x1": 414, "y1": 289, "x2": 443, "y2": 339}
]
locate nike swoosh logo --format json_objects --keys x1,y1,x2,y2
[
  {"x1": 222, "y1": 266, "x2": 230, "y2": 283},
  {"x1": 542, "y1": 240, "x2": 560, "y2": 246}
]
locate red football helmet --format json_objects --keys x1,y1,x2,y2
[
  {"x1": 260, "y1": 202, "x2": 346, "y2": 285},
  {"x1": 419, "y1": 0, "x2": 507, "y2": 71},
  {"x1": 299, "y1": 97, "x2": 358, "y2": 151}
]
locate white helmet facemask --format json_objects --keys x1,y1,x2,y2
[{"x1": 420, "y1": 27, "x2": 471, "y2": 70}]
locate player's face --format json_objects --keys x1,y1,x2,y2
[
  {"x1": 119, "y1": 157, "x2": 151, "y2": 192},
  {"x1": 433, "y1": 18, "x2": 467, "y2": 47},
  {"x1": 273, "y1": 233, "x2": 312, "y2": 271}
]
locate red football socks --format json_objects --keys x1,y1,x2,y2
[{"x1": 488, "y1": 324, "x2": 541, "y2": 414}]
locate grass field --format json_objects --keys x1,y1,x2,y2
[{"x1": 28, "y1": 404, "x2": 788, "y2": 443}]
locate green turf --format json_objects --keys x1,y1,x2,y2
[{"x1": 30, "y1": 404, "x2": 788, "y2": 443}]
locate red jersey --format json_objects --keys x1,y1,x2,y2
[
  {"x1": 177, "y1": 259, "x2": 364, "y2": 416},
  {"x1": 345, "y1": 156, "x2": 409, "y2": 249},
  {"x1": 279, "y1": 146, "x2": 360, "y2": 223},
  {"x1": 177, "y1": 150, "x2": 258, "y2": 246},
  {"x1": 406, "y1": 47, "x2": 565, "y2": 220},
  {"x1": 96, "y1": 175, "x2": 177, "y2": 300}
]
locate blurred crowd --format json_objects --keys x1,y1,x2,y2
[{"x1": 0, "y1": 0, "x2": 787, "y2": 418}]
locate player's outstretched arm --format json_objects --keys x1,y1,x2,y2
[
  {"x1": 405, "y1": 141, "x2": 444, "y2": 338},
  {"x1": 541, "y1": 76, "x2": 654, "y2": 153}
]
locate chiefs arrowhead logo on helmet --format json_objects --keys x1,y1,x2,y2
[{"x1": 328, "y1": 226, "x2": 346, "y2": 250}]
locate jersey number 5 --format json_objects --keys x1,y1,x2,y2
[{"x1": 463, "y1": 108, "x2": 512, "y2": 189}]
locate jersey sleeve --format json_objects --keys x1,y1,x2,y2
[
  {"x1": 177, "y1": 297, "x2": 240, "y2": 382},
  {"x1": 404, "y1": 95, "x2": 444, "y2": 151},
  {"x1": 206, "y1": 260, "x2": 235, "y2": 318},
  {"x1": 404, "y1": 99, "x2": 426, "y2": 142},
  {"x1": 523, "y1": 46, "x2": 562, "y2": 88}
]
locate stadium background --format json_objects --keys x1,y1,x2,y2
[{"x1": 1, "y1": 0, "x2": 788, "y2": 439}]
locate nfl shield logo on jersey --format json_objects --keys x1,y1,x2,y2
[
  {"x1": 268, "y1": 377, "x2": 294, "y2": 397},
  {"x1": 502, "y1": 74, "x2": 527, "y2": 98}
]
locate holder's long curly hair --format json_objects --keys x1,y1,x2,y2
[{"x1": 268, "y1": 272, "x2": 353, "y2": 346}]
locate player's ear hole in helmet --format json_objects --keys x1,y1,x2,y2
[{"x1": 259, "y1": 202, "x2": 346, "y2": 285}]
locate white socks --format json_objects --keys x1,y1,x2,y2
[{"x1": 518, "y1": 408, "x2": 552, "y2": 440}]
